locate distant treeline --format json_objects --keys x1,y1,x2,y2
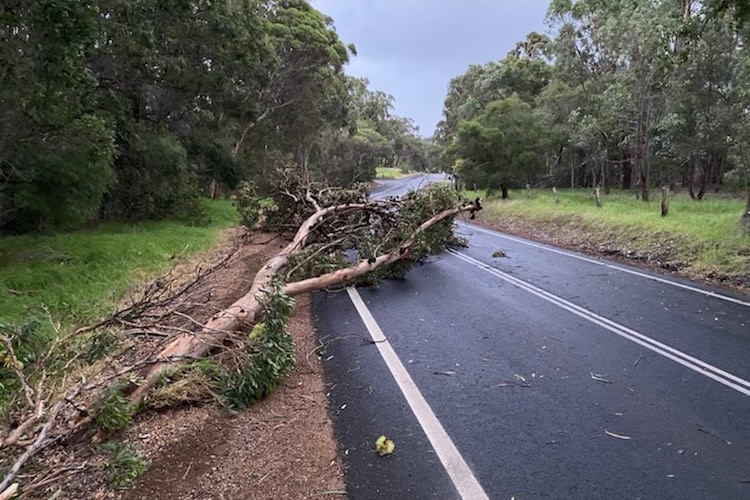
[{"x1": 437, "y1": 0, "x2": 750, "y2": 202}]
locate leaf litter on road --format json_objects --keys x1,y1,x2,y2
[{"x1": 497, "y1": 374, "x2": 532, "y2": 388}]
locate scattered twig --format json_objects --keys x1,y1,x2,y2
[
  {"x1": 634, "y1": 353, "x2": 643, "y2": 367},
  {"x1": 590, "y1": 372, "x2": 613, "y2": 384},
  {"x1": 182, "y1": 462, "x2": 193, "y2": 480},
  {"x1": 22, "y1": 464, "x2": 88, "y2": 494},
  {"x1": 605, "y1": 430, "x2": 632, "y2": 440},
  {"x1": 696, "y1": 425, "x2": 732, "y2": 445}
]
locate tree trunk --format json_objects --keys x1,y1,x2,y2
[
  {"x1": 690, "y1": 161, "x2": 708, "y2": 200},
  {"x1": 500, "y1": 184, "x2": 509, "y2": 199},
  {"x1": 125, "y1": 199, "x2": 482, "y2": 408},
  {"x1": 124, "y1": 202, "x2": 369, "y2": 405},
  {"x1": 661, "y1": 186, "x2": 669, "y2": 217},
  {"x1": 741, "y1": 191, "x2": 750, "y2": 233}
]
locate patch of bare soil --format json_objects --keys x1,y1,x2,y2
[{"x1": 35, "y1": 228, "x2": 345, "y2": 500}]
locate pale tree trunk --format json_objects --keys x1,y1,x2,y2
[
  {"x1": 661, "y1": 186, "x2": 669, "y2": 217},
  {"x1": 126, "y1": 200, "x2": 481, "y2": 408},
  {"x1": 741, "y1": 191, "x2": 750, "y2": 233}
]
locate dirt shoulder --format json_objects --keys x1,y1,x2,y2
[
  {"x1": 113, "y1": 229, "x2": 346, "y2": 500},
  {"x1": 114, "y1": 294, "x2": 344, "y2": 500},
  {"x1": 27, "y1": 228, "x2": 345, "y2": 500}
]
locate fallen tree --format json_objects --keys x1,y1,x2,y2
[{"x1": 0, "y1": 181, "x2": 480, "y2": 494}]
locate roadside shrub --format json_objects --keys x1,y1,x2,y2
[
  {"x1": 102, "y1": 126, "x2": 201, "y2": 222},
  {"x1": 234, "y1": 181, "x2": 262, "y2": 229},
  {"x1": 99, "y1": 442, "x2": 148, "y2": 489},
  {"x1": 1, "y1": 114, "x2": 116, "y2": 233},
  {"x1": 90, "y1": 385, "x2": 132, "y2": 433}
]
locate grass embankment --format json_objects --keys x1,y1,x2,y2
[
  {"x1": 375, "y1": 167, "x2": 407, "y2": 179},
  {"x1": 0, "y1": 199, "x2": 239, "y2": 330},
  {"x1": 468, "y1": 188, "x2": 749, "y2": 286}
]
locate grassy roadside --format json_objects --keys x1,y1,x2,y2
[
  {"x1": 375, "y1": 167, "x2": 408, "y2": 179},
  {"x1": 0, "y1": 199, "x2": 239, "y2": 330},
  {"x1": 467, "y1": 188, "x2": 749, "y2": 288}
]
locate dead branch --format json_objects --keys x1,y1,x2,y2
[
  {"x1": 73, "y1": 240, "x2": 241, "y2": 336},
  {"x1": 0, "y1": 484, "x2": 18, "y2": 500},
  {"x1": 0, "y1": 399, "x2": 64, "y2": 492}
]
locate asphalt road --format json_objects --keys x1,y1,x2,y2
[{"x1": 313, "y1": 175, "x2": 750, "y2": 499}]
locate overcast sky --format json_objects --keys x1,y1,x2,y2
[{"x1": 310, "y1": 0, "x2": 551, "y2": 137}]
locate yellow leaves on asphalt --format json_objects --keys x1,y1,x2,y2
[{"x1": 375, "y1": 435, "x2": 395, "y2": 456}]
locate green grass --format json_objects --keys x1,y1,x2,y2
[
  {"x1": 376, "y1": 167, "x2": 408, "y2": 179},
  {"x1": 467, "y1": 188, "x2": 749, "y2": 279},
  {"x1": 0, "y1": 199, "x2": 239, "y2": 329}
]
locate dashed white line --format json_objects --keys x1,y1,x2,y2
[
  {"x1": 449, "y1": 250, "x2": 750, "y2": 397},
  {"x1": 458, "y1": 222, "x2": 750, "y2": 308},
  {"x1": 346, "y1": 287, "x2": 490, "y2": 500}
]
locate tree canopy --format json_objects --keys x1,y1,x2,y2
[
  {"x1": 450, "y1": 95, "x2": 550, "y2": 198},
  {"x1": 0, "y1": 0, "x2": 426, "y2": 234},
  {"x1": 438, "y1": 0, "x2": 750, "y2": 201}
]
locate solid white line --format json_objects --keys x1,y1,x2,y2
[
  {"x1": 449, "y1": 250, "x2": 750, "y2": 397},
  {"x1": 346, "y1": 287, "x2": 490, "y2": 500},
  {"x1": 458, "y1": 222, "x2": 750, "y2": 308}
]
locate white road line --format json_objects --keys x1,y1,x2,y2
[
  {"x1": 449, "y1": 250, "x2": 750, "y2": 398},
  {"x1": 346, "y1": 287, "x2": 490, "y2": 500},
  {"x1": 458, "y1": 222, "x2": 750, "y2": 308}
]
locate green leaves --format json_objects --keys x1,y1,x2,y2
[
  {"x1": 452, "y1": 95, "x2": 549, "y2": 193},
  {"x1": 219, "y1": 285, "x2": 296, "y2": 410},
  {"x1": 99, "y1": 442, "x2": 148, "y2": 489}
]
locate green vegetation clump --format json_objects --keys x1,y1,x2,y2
[
  {"x1": 219, "y1": 286, "x2": 296, "y2": 411},
  {"x1": 90, "y1": 385, "x2": 133, "y2": 433},
  {"x1": 99, "y1": 442, "x2": 148, "y2": 489}
]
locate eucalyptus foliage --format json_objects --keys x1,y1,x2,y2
[
  {"x1": 219, "y1": 283, "x2": 295, "y2": 410},
  {"x1": 236, "y1": 180, "x2": 470, "y2": 286}
]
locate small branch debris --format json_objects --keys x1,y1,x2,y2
[
  {"x1": 589, "y1": 372, "x2": 612, "y2": 384},
  {"x1": 634, "y1": 353, "x2": 644, "y2": 367},
  {"x1": 605, "y1": 430, "x2": 632, "y2": 440}
]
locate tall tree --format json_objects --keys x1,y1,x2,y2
[
  {"x1": 0, "y1": 0, "x2": 115, "y2": 232},
  {"x1": 451, "y1": 95, "x2": 550, "y2": 198}
]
